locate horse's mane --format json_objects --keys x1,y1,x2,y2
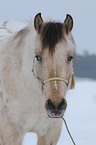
[
  {"x1": 13, "y1": 21, "x2": 64, "y2": 51},
  {"x1": 12, "y1": 21, "x2": 75, "y2": 54},
  {"x1": 13, "y1": 27, "x2": 30, "y2": 47}
]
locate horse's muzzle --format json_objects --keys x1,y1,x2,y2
[{"x1": 45, "y1": 98, "x2": 67, "y2": 118}]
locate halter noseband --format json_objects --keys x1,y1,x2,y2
[
  {"x1": 32, "y1": 57, "x2": 71, "y2": 88},
  {"x1": 43, "y1": 77, "x2": 69, "y2": 86}
]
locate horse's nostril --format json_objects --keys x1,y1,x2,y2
[
  {"x1": 58, "y1": 99, "x2": 67, "y2": 111},
  {"x1": 45, "y1": 99, "x2": 56, "y2": 112},
  {"x1": 45, "y1": 99, "x2": 67, "y2": 118}
]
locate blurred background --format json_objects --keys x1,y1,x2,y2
[{"x1": 0, "y1": 0, "x2": 96, "y2": 145}]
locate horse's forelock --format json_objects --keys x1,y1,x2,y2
[{"x1": 40, "y1": 22, "x2": 64, "y2": 55}]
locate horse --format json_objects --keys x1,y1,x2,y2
[{"x1": 0, "y1": 13, "x2": 76, "y2": 145}]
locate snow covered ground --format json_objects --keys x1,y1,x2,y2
[
  {"x1": 23, "y1": 79, "x2": 96, "y2": 145},
  {"x1": 0, "y1": 21, "x2": 96, "y2": 145}
]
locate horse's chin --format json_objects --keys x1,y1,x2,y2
[{"x1": 47, "y1": 111, "x2": 64, "y2": 118}]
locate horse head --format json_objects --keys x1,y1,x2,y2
[{"x1": 32, "y1": 13, "x2": 76, "y2": 118}]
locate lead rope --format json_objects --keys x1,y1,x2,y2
[{"x1": 62, "y1": 117, "x2": 76, "y2": 145}]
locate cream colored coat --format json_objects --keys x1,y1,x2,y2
[{"x1": 0, "y1": 13, "x2": 75, "y2": 145}]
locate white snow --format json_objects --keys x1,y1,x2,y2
[{"x1": 23, "y1": 79, "x2": 96, "y2": 145}]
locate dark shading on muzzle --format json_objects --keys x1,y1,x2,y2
[{"x1": 45, "y1": 98, "x2": 67, "y2": 118}]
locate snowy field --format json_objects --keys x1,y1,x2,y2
[
  {"x1": 0, "y1": 21, "x2": 96, "y2": 145},
  {"x1": 23, "y1": 79, "x2": 96, "y2": 145}
]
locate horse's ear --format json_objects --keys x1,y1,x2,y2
[
  {"x1": 64, "y1": 14, "x2": 73, "y2": 34},
  {"x1": 34, "y1": 13, "x2": 44, "y2": 33},
  {"x1": 70, "y1": 74, "x2": 75, "y2": 89}
]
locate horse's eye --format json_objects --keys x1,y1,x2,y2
[
  {"x1": 68, "y1": 56, "x2": 73, "y2": 62},
  {"x1": 35, "y1": 55, "x2": 42, "y2": 62}
]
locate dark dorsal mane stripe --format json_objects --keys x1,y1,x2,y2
[{"x1": 41, "y1": 22, "x2": 64, "y2": 54}]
